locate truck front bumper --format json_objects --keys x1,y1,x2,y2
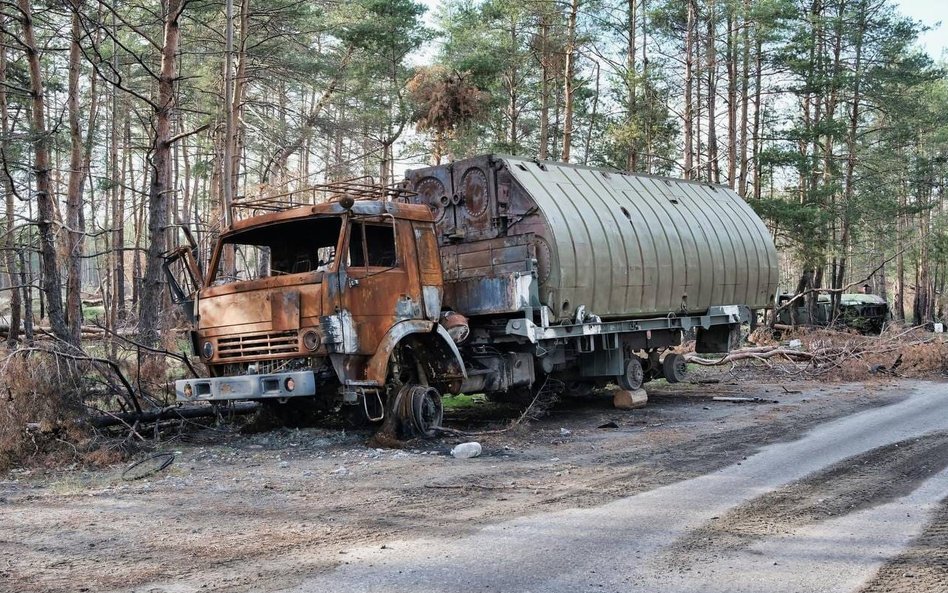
[{"x1": 175, "y1": 371, "x2": 317, "y2": 402}]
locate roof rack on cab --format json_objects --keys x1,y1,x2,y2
[{"x1": 229, "y1": 176, "x2": 417, "y2": 221}]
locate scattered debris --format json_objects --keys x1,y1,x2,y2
[
  {"x1": 711, "y1": 397, "x2": 779, "y2": 404},
  {"x1": 121, "y1": 452, "x2": 175, "y2": 481},
  {"x1": 597, "y1": 421, "x2": 619, "y2": 429},
  {"x1": 684, "y1": 325, "x2": 948, "y2": 381},
  {"x1": 559, "y1": 428, "x2": 572, "y2": 437},
  {"x1": 450, "y1": 442, "x2": 482, "y2": 459},
  {"x1": 870, "y1": 353, "x2": 903, "y2": 375}
]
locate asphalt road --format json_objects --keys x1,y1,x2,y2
[{"x1": 280, "y1": 383, "x2": 948, "y2": 593}]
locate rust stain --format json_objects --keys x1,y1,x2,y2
[
  {"x1": 190, "y1": 200, "x2": 441, "y2": 384},
  {"x1": 271, "y1": 290, "x2": 300, "y2": 331}
]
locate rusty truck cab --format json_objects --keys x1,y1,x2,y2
[{"x1": 175, "y1": 199, "x2": 464, "y2": 424}]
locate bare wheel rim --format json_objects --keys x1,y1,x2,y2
[
  {"x1": 410, "y1": 385, "x2": 443, "y2": 437},
  {"x1": 395, "y1": 384, "x2": 443, "y2": 438}
]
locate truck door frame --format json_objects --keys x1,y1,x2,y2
[{"x1": 335, "y1": 213, "x2": 422, "y2": 356}]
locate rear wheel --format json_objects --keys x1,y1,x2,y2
[
  {"x1": 616, "y1": 357, "x2": 645, "y2": 391},
  {"x1": 662, "y1": 353, "x2": 688, "y2": 384}
]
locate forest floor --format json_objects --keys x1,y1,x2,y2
[{"x1": 0, "y1": 376, "x2": 945, "y2": 593}]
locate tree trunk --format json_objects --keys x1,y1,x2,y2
[
  {"x1": 626, "y1": 0, "x2": 637, "y2": 171},
  {"x1": 751, "y1": 33, "x2": 762, "y2": 200},
  {"x1": 914, "y1": 191, "x2": 933, "y2": 324},
  {"x1": 139, "y1": 0, "x2": 184, "y2": 347},
  {"x1": 726, "y1": 4, "x2": 737, "y2": 188},
  {"x1": 561, "y1": 0, "x2": 580, "y2": 162},
  {"x1": 684, "y1": 0, "x2": 695, "y2": 179},
  {"x1": 641, "y1": 0, "x2": 650, "y2": 172},
  {"x1": 109, "y1": 22, "x2": 126, "y2": 329},
  {"x1": 17, "y1": 249, "x2": 32, "y2": 342},
  {"x1": 19, "y1": 0, "x2": 69, "y2": 343},
  {"x1": 538, "y1": 15, "x2": 550, "y2": 160},
  {"x1": 834, "y1": 0, "x2": 865, "y2": 317},
  {"x1": 506, "y1": 17, "x2": 519, "y2": 153},
  {"x1": 222, "y1": 0, "x2": 235, "y2": 227},
  {"x1": 894, "y1": 184, "x2": 905, "y2": 321},
  {"x1": 65, "y1": 1, "x2": 90, "y2": 345},
  {"x1": 737, "y1": 0, "x2": 750, "y2": 196},
  {"x1": 0, "y1": 25, "x2": 22, "y2": 346},
  {"x1": 584, "y1": 60, "x2": 600, "y2": 165},
  {"x1": 706, "y1": 0, "x2": 719, "y2": 184}
]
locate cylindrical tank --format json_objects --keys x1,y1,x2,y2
[{"x1": 405, "y1": 155, "x2": 778, "y2": 320}]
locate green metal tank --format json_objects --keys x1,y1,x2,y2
[{"x1": 404, "y1": 154, "x2": 778, "y2": 321}]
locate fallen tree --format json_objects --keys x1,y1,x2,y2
[
  {"x1": 684, "y1": 325, "x2": 947, "y2": 380},
  {"x1": 89, "y1": 402, "x2": 259, "y2": 429}
]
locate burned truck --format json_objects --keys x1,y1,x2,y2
[
  {"x1": 776, "y1": 292, "x2": 890, "y2": 333},
  {"x1": 168, "y1": 155, "x2": 779, "y2": 435}
]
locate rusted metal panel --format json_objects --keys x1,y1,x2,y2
[
  {"x1": 440, "y1": 234, "x2": 534, "y2": 279},
  {"x1": 194, "y1": 205, "x2": 442, "y2": 379},
  {"x1": 270, "y1": 290, "x2": 300, "y2": 331},
  {"x1": 444, "y1": 273, "x2": 540, "y2": 316},
  {"x1": 405, "y1": 155, "x2": 779, "y2": 320}
]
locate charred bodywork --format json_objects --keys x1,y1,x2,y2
[
  {"x1": 777, "y1": 293, "x2": 889, "y2": 334},
  {"x1": 169, "y1": 156, "x2": 779, "y2": 435},
  {"x1": 171, "y1": 200, "x2": 464, "y2": 412}
]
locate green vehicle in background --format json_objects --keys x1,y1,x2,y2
[{"x1": 777, "y1": 292, "x2": 890, "y2": 334}]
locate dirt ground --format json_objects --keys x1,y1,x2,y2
[{"x1": 0, "y1": 378, "x2": 944, "y2": 593}]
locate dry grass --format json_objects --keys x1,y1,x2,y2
[
  {"x1": 0, "y1": 347, "x2": 90, "y2": 472},
  {"x1": 797, "y1": 325, "x2": 948, "y2": 380},
  {"x1": 687, "y1": 324, "x2": 948, "y2": 382}
]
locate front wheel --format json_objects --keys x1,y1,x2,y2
[{"x1": 394, "y1": 384, "x2": 443, "y2": 438}]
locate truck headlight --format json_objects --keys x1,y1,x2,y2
[
  {"x1": 302, "y1": 330, "x2": 321, "y2": 351},
  {"x1": 284, "y1": 377, "x2": 296, "y2": 392},
  {"x1": 183, "y1": 383, "x2": 193, "y2": 398},
  {"x1": 202, "y1": 341, "x2": 214, "y2": 359}
]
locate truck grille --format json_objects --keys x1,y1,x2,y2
[{"x1": 217, "y1": 331, "x2": 299, "y2": 359}]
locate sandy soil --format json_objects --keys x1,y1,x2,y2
[{"x1": 0, "y1": 379, "x2": 941, "y2": 593}]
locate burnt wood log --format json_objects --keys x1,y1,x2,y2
[{"x1": 89, "y1": 402, "x2": 259, "y2": 428}]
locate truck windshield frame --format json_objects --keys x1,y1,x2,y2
[{"x1": 207, "y1": 215, "x2": 344, "y2": 285}]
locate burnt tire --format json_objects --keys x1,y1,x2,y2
[
  {"x1": 662, "y1": 353, "x2": 687, "y2": 384},
  {"x1": 395, "y1": 384, "x2": 443, "y2": 438}
]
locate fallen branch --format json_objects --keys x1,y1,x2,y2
[
  {"x1": 685, "y1": 348, "x2": 813, "y2": 366},
  {"x1": 684, "y1": 324, "x2": 944, "y2": 379},
  {"x1": 89, "y1": 402, "x2": 259, "y2": 429}
]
